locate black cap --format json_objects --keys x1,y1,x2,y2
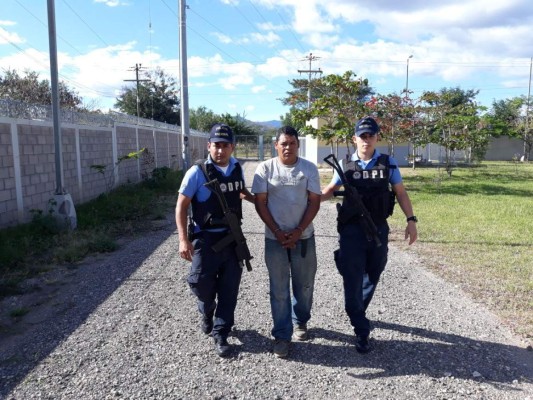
[
  {"x1": 355, "y1": 116, "x2": 380, "y2": 136},
  {"x1": 209, "y1": 123, "x2": 234, "y2": 143}
]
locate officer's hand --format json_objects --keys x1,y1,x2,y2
[
  {"x1": 179, "y1": 239, "x2": 194, "y2": 261},
  {"x1": 405, "y1": 222, "x2": 418, "y2": 245}
]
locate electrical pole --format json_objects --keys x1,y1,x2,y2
[
  {"x1": 524, "y1": 57, "x2": 532, "y2": 161},
  {"x1": 298, "y1": 52, "x2": 322, "y2": 109},
  {"x1": 47, "y1": 0, "x2": 77, "y2": 229},
  {"x1": 405, "y1": 54, "x2": 413, "y2": 95},
  {"x1": 179, "y1": 0, "x2": 191, "y2": 171},
  {"x1": 124, "y1": 63, "x2": 150, "y2": 124}
]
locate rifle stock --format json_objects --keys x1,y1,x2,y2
[
  {"x1": 323, "y1": 154, "x2": 382, "y2": 247},
  {"x1": 204, "y1": 179, "x2": 253, "y2": 271}
]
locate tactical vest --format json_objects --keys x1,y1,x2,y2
[
  {"x1": 341, "y1": 154, "x2": 396, "y2": 224},
  {"x1": 192, "y1": 162, "x2": 244, "y2": 229}
]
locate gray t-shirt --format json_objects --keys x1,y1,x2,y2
[{"x1": 252, "y1": 157, "x2": 321, "y2": 240}]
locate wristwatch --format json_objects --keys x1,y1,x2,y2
[{"x1": 406, "y1": 216, "x2": 418, "y2": 223}]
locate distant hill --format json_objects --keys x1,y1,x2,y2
[{"x1": 254, "y1": 120, "x2": 282, "y2": 129}]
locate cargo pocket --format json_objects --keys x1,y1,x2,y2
[{"x1": 187, "y1": 237, "x2": 204, "y2": 287}]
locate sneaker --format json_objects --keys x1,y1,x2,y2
[
  {"x1": 273, "y1": 339, "x2": 290, "y2": 358},
  {"x1": 214, "y1": 336, "x2": 231, "y2": 357},
  {"x1": 355, "y1": 334, "x2": 371, "y2": 354},
  {"x1": 293, "y1": 324, "x2": 308, "y2": 341},
  {"x1": 200, "y1": 314, "x2": 213, "y2": 335}
]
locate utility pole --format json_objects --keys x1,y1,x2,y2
[
  {"x1": 525, "y1": 57, "x2": 532, "y2": 161},
  {"x1": 124, "y1": 63, "x2": 150, "y2": 124},
  {"x1": 179, "y1": 0, "x2": 191, "y2": 171},
  {"x1": 405, "y1": 55, "x2": 413, "y2": 95},
  {"x1": 298, "y1": 52, "x2": 322, "y2": 109},
  {"x1": 47, "y1": 0, "x2": 77, "y2": 229}
]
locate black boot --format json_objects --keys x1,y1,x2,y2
[
  {"x1": 200, "y1": 313, "x2": 214, "y2": 335},
  {"x1": 355, "y1": 334, "x2": 371, "y2": 354},
  {"x1": 213, "y1": 337, "x2": 231, "y2": 357}
]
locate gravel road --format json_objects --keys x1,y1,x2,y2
[{"x1": 1, "y1": 161, "x2": 532, "y2": 400}]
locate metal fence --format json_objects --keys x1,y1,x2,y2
[
  {"x1": 234, "y1": 135, "x2": 276, "y2": 160},
  {"x1": 0, "y1": 98, "x2": 182, "y2": 131}
]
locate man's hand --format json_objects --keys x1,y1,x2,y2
[
  {"x1": 405, "y1": 222, "x2": 418, "y2": 245},
  {"x1": 179, "y1": 238, "x2": 194, "y2": 261},
  {"x1": 272, "y1": 229, "x2": 296, "y2": 249}
]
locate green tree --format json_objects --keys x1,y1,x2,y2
[
  {"x1": 367, "y1": 94, "x2": 409, "y2": 157},
  {"x1": 280, "y1": 109, "x2": 305, "y2": 131},
  {"x1": 0, "y1": 68, "x2": 83, "y2": 109},
  {"x1": 219, "y1": 112, "x2": 261, "y2": 136},
  {"x1": 281, "y1": 77, "x2": 325, "y2": 110},
  {"x1": 290, "y1": 71, "x2": 374, "y2": 156},
  {"x1": 420, "y1": 87, "x2": 488, "y2": 174},
  {"x1": 189, "y1": 106, "x2": 219, "y2": 132},
  {"x1": 367, "y1": 94, "x2": 431, "y2": 168},
  {"x1": 115, "y1": 67, "x2": 180, "y2": 124},
  {"x1": 487, "y1": 96, "x2": 532, "y2": 161}
]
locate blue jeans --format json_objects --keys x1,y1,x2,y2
[
  {"x1": 265, "y1": 236, "x2": 317, "y2": 341},
  {"x1": 336, "y1": 222, "x2": 389, "y2": 337}
]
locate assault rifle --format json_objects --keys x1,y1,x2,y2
[
  {"x1": 203, "y1": 178, "x2": 253, "y2": 271},
  {"x1": 323, "y1": 154, "x2": 382, "y2": 247}
]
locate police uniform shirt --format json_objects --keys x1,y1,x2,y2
[
  {"x1": 179, "y1": 156, "x2": 246, "y2": 233},
  {"x1": 179, "y1": 156, "x2": 246, "y2": 200},
  {"x1": 332, "y1": 150, "x2": 402, "y2": 186}
]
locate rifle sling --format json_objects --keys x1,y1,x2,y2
[{"x1": 211, "y1": 232, "x2": 235, "y2": 253}]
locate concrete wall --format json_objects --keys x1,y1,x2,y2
[
  {"x1": 300, "y1": 134, "x2": 523, "y2": 166},
  {"x1": 0, "y1": 117, "x2": 208, "y2": 228}
]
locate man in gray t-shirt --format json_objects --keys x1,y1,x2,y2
[{"x1": 252, "y1": 126, "x2": 321, "y2": 359}]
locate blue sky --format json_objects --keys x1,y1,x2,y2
[{"x1": 1, "y1": 0, "x2": 533, "y2": 122}]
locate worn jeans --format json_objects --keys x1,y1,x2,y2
[
  {"x1": 265, "y1": 236, "x2": 317, "y2": 341},
  {"x1": 336, "y1": 222, "x2": 389, "y2": 337}
]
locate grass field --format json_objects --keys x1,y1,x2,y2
[{"x1": 382, "y1": 162, "x2": 532, "y2": 340}]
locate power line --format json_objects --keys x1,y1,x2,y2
[
  {"x1": 187, "y1": 7, "x2": 264, "y2": 64},
  {"x1": 273, "y1": 6, "x2": 306, "y2": 53},
  {"x1": 248, "y1": 0, "x2": 297, "y2": 53},
  {"x1": 60, "y1": 0, "x2": 110, "y2": 47}
]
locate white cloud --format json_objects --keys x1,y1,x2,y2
[
  {"x1": 219, "y1": 62, "x2": 255, "y2": 89},
  {"x1": 250, "y1": 32, "x2": 281, "y2": 46},
  {"x1": 0, "y1": 48, "x2": 48, "y2": 73},
  {"x1": 0, "y1": 27, "x2": 25, "y2": 45},
  {"x1": 212, "y1": 32, "x2": 233, "y2": 44},
  {"x1": 251, "y1": 85, "x2": 266, "y2": 93},
  {"x1": 93, "y1": 0, "x2": 126, "y2": 7},
  {"x1": 256, "y1": 56, "x2": 293, "y2": 78},
  {"x1": 257, "y1": 22, "x2": 285, "y2": 31}
]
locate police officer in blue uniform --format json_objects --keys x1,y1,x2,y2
[
  {"x1": 176, "y1": 123, "x2": 254, "y2": 357},
  {"x1": 322, "y1": 116, "x2": 418, "y2": 353}
]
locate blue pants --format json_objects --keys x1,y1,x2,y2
[
  {"x1": 265, "y1": 236, "x2": 317, "y2": 341},
  {"x1": 336, "y1": 222, "x2": 389, "y2": 337},
  {"x1": 187, "y1": 231, "x2": 243, "y2": 339}
]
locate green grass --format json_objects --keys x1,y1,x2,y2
[
  {"x1": 387, "y1": 161, "x2": 533, "y2": 339},
  {"x1": 0, "y1": 167, "x2": 183, "y2": 297}
]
